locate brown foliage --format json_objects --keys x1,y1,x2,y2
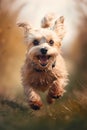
[
  {"x1": 0, "y1": 0, "x2": 25, "y2": 97},
  {"x1": 70, "y1": 0, "x2": 87, "y2": 84}
]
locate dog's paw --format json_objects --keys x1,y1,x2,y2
[
  {"x1": 51, "y1": 94, "x2": 62, "y2": 99},
  {"x1": 29, "y1": 100, "x2": 43, "y2": 110},
  {"x1": 49, "y1": 87, "x2": 65, "y2": 99}
]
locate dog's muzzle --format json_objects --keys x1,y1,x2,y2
[
  {"x1": 37, "y1": 55, "x2": 51, "y2": 66},
  {"x1": 40, "y1": 48, "x2": 47, "y2": 55}
]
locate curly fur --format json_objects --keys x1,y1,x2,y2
[{"x1": 18, "y1": 13, "x2": 68, "y2": 110}]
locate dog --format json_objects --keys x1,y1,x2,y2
[{"x1": 17, "y1": 13, "x2": 68, "y2": 110}]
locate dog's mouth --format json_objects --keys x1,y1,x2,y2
[{"x1": 37, "y1": 55, "x2": 51, "y2": 66}]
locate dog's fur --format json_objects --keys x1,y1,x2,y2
[{"x1": 18, "y1": 14, "x2": 68, "y2": 110}]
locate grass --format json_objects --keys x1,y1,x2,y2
[{"x1": 0, "y1": 86, "x2": 87, "y2": 130}]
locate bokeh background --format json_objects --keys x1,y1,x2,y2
[{"x1": 0, "y1": 0, "x2": 87, "y2": 130}]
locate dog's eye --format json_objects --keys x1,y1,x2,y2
[
  {"x1": 33, "y1": 39, "x2": 39, "y2": 46},
  {"x1": 49, "y1": 40, "x2": 54, "y2": 45}
]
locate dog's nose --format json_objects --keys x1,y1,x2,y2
[{"x1": 40, "y1": 48, "x2": 47, "y2": 55}]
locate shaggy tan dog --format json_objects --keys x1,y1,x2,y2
[{"x1": 18, "y1": 14, "x2": 68, "y2": 110}]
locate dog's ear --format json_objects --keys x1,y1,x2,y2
[
  {"x1": 17, "y1": 22, "x2": 32, "y2": 32},
  {"x1": 53, "y1": 16, "x2": 65, "y2": 40},
  {"x1": 17, "y1": 22, "x2": 32, "y2": 44},
  {"x1": 41, "y1": 13, "x2": 55, "y2": 28}
]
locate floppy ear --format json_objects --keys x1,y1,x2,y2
[
  {"x1": 17, "y1": 22, "x2": 32, "y2": 32},
  {"x1": 53, "y1": 16, "x2": 65, "y2": 40},
  {"x1": 17, "y1": 22, "x2": 32, "y2": 44}
]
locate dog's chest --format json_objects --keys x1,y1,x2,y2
[{"x1": 29, "y1": 70, "x2": 57, "y2": 91}]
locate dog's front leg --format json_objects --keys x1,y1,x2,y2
[
  {"x1": 47, "y1": 81, "x2": 65, "y2": 104},
  {"x1": 24, "y1": 86, "x2": 42, "y2": 110}
]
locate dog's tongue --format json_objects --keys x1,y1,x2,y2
[{"x1": 39, "y1": 55, "x2": 48, "y2": 66}]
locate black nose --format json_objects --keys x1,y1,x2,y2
[{"x1": 40, "y1": 48, "x2": 47, "y2": 54}]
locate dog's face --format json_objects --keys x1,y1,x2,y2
[
  {"x1": 18, "y1": 15, "x2": 65, "y2": 68},
  {"x1": 25, "y1": 28, "x2": 61, "y2": 68}
]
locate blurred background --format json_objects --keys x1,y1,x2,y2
[{"x1": 0, "y1": 0, "x2": 87, "y2": 130}]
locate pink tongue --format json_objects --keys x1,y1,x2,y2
[{"x1": 40, "y1": 56, "x2": 47, "y2": 64}]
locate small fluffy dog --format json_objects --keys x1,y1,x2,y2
[{"x1": 18, "y1": 14, "x2": 68, "y2": 110}]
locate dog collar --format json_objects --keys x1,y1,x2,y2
[
  {"x1": 33, "y1": 61, "x2": 56, "y2": 73},
  {"x1": 52, "y1": 61, "x2": 56, "y2": 68},
  {"x1": 34, "y1": 68, "x2": 47, "y2": 72}
]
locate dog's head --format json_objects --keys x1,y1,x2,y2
[{"x1": 17, "y1": 14, "x2": 65, "y2": 69}]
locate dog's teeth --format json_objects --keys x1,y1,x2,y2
[{"x1": 39, "y1": 60, "x2": 41, "y2": 63}]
